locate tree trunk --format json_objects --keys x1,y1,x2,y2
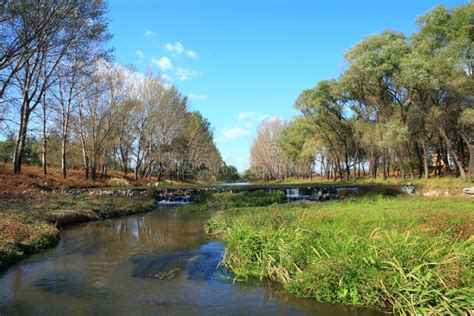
[
  {"x1": 370, "y1": 156, "x2": 377, "y2": 180},
  {"x1": 13, "y1": 106, "x2": 30, "y2": 174},
  {"x1": 42, "y1": 103, "x2": 47, "y2": 175},
  {"x1": 438, "y1": 127, "x2": 466, "y2": 178},
  {"x1": 468, "y1": 144, "x2": 474, "y2": 178},
  {"x1": 382, "y1": 150, "x2": 388, "y2": 180},
  {"x1": 61, "y1": 137, "x2": 67, "y2": 178},
  {"x1": 78, "y1": 103, "x2": 89, "y2": 179},
  {"x1": 91, "y1": 163, "x2": 97, "y2": 180},
  {"x1": 422, "y1": 139, "x2": 429, "y2": 179},
  {"x1": 397, "y1": 150, "x2": 404, "y2": 179}
]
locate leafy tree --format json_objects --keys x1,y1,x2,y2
[
  {"x1": 0, "y1": 138, "x2": 14, "y2": 163},
  {"x1": 218, "y1": 164, "x2": 241, "y2": 182},
  {"x1": 254, "y1": 3, "x2": 472, "y2": 181}
]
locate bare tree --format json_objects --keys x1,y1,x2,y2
[{"x1": 4, "y1": 0, "x2": 109, "y2": 174}]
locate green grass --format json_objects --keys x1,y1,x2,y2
[
  {"x1": 179, "y1": 190, "x2": 286, "y2": 214},
  {"x1": 261, "y1": 177, "x2": 473, "y2": 192},
  {"x1": 207, "y1": 195, "x2": 474, "y2": 314},
  {"x1": 0, "y1": 194, "x2": 156, "y2": 271}
]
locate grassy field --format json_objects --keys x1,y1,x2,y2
[
  {"x1": 0, "y1": 195, "x2": 156, "y2": 271},
  {"x1": 206, "y1": 194, "x2": 474, "y2": 314}
]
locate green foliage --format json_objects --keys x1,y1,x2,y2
[
  {"x1": 208, "y1": 196, "x2": 474, "y2": 314},
  {"x1": 182, "y1": 190, "x2": 286, "y2": 215},
  {"x1": 0, "y1": 219, "x2": 59, "y2": 271},
  {"x1": 218, "y1": 164, "x2": 241, "y2": 182},
  {"x1": 0, "y1": 136, "x2": 40, "y2": 165},
  {"x1": 270, "y1": 3, "x2": 474, "y2": 181},
  {"x1": 242, "y1": 169, "x2": 257, "y2": 182},
  {"x1": 209, "y1": 190, "x2": 286, "y2": 209},
  {"x1": 0, "y1": 139, "x2": 14, "y2": 162},
  {"x1": 278, "y1": 118, "x2": 315, "y2": 166},
  {"x1": 179, "y1": 203, "x2": 208, "y2": 213}
]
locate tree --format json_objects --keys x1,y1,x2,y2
[
  {"x1": 250, "y1": 117, "x2": 287, "y2": 181},
  {"x1": 402, "y1": 3, "x2": 474, "y2": 178},
  {"x1": 4, "y1": 0, "x2": 109, "y2": 174},
  {"x1": 218, "y1": 164, "x2": 241, "y2": 182},
  {"x1": 460, "y1": 108, "x2": 474, "y2": 177},
  {"x1": 260, "y1": 3, "x2": 472, "y2": 181},
  {"x1": 278, "y1": 117, "x2": 316, "y2": 178},
  {"x1": 294, "y1": 80, "x2": 355, "y2": 180}
]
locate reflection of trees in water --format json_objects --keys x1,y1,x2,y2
[
  {"x1": 68, "y1": 212, "x2": 206, "y2": 257},
  {"x1": 39, "y1": 211, "x2": 208, "y2": 284}
]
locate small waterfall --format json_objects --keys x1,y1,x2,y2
[
  {"x1": 158, "y1": 195, "x2": 192, "y2": 205},
  {"x1": 286, "y1": 188, "x2": 300, "y2": 198}
]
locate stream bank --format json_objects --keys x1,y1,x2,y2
[{"x1": 0, "y1": 195, "x2": 156, "y2": 271}]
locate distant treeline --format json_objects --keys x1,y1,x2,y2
[
  {"x1": 248, "y1": 3, "x2": 473, "y2": 181},
  {"x1": 0, "y1": 0, "x2": 235, "y2": 182}
]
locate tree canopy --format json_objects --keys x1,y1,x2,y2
[{"x1": 248, "y1": 3, "x2": 473, "y2": 181}]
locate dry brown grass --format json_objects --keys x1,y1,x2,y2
[{"x1": 0, "y1": 163, "x2": 153, "y2": 197}]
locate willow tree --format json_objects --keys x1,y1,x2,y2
[
  {"x1": 401, "y1": 3, "x2": 474, "y2": 178},
  {"x1": 294, "y1": 80, "x2": 355, "y2": 180},
  {"x1": 341, "y1": 31, "x2": 412, "y2": 179},
  {"x1": 278, "y1": 118, "x2": 316, "y2": 178}
]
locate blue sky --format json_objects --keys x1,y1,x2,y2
[{"x1": 107, "y1": 0, "x2": 466, "y2": 171}]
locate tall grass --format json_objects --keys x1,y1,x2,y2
[
  {"x1": 207, "y1": 195, "x2": 474, "y2": 314},
  {"x1": 180, "y1": 190, "x2": 286, "y2": 213}
]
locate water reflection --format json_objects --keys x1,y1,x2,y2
[{"x1": 0, "y1": 208, "x2": 381, "y2": 315}]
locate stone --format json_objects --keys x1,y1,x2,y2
[
  {"x1": 401, "y1": 184, "x2": 416, "y2": 195},
  {"x1": 463, "y1": 187, "x2": 474, "y2": 195}
]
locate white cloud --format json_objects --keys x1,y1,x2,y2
[
  {"x1": 188, "y1": 93, "x2": 207, "y2": 101},
  {"x1": 135, "y1": 50, "x2": 144, "y2": 59},
  {"x1": 165, "y1": 42, "x2": 198, "y2": 59},
  {"x1": 186, "y1": 50, "x2": 198, "y2": 59},
  {"x1": 145, "y1": 29, "x2": 155, "y2": 36},
  {"x1": 151, "y1": 57, "x2": 173, "y2": 72},
  {"x1": 223, "y1": 128, "x2": 251, "y2": 139},
  {"x1": 176, "y1": 67, "x2": 202, "y2": 81},
  {"x1": 165, "y1": 42, "x2": 184, "y2": 54}
]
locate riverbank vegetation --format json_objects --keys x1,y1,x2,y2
[
  {"x1": 0, "y1": 194, "x2": 155, "y2": 271},
  {"x1": 248, "y1": 3, "x2": 473, "y2": 182},
  {"x1": 180, "y1": 189, "x2": 286, "y2": 213},
  {"x1": 207, "y1": 195, "x2": 474, "y2": 314}
]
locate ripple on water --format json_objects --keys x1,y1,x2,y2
[
  {"x1": 130, "y1": 241, "x2": 231, "y2": 281},
  {"x1": 33, "y1": 270, "x2": 114, "y2": 300}
]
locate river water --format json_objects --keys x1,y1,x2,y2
[{"x1": 0, "y1": 208, "x2": 381, "y2": 315}]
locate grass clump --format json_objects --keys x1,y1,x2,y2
[
  {"x1": 0, "y1": 218, "x2": 59, "y2": 270},
  {"x1": 210, "y1": 190, "x2": 286, "y2": 209},
  {"x1": 179, "y1": 190, "x2": 286, "y2": 213},
  {"x1": 207, "y1": 195, "x2": 474, "y2": 314}
]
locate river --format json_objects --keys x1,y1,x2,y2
[{"x1": 0, "y1": 207, "x2": 382, "y2": 315}]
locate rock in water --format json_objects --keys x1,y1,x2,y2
[{"x1": 130, "y1": 242, "x2": 230, "y2": 281}]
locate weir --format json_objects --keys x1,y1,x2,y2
[{"x1": 62, "y1": 183, "x2": 415, "y2": 203}]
